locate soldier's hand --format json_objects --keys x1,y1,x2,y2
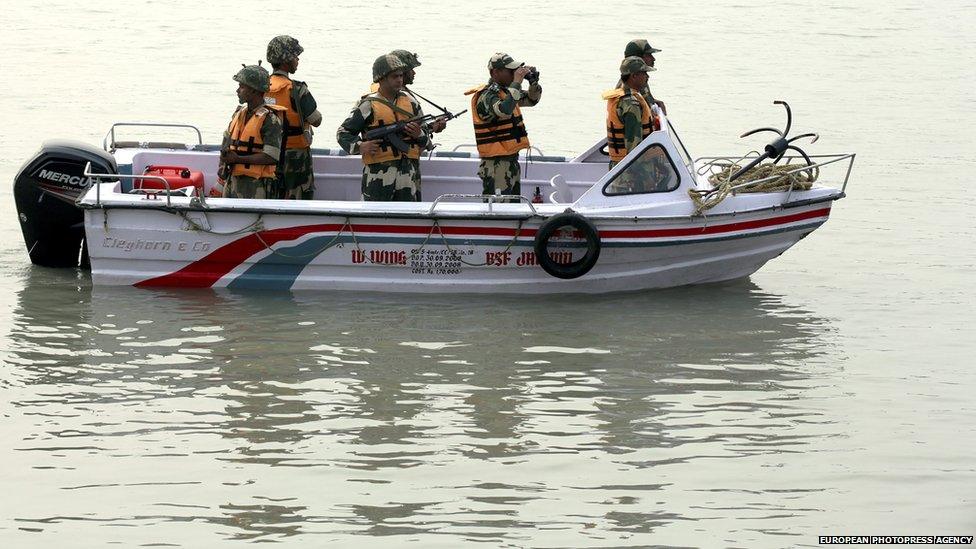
[
  {"x1": 430, "y1": 118, "x2": 447, "y2": 133},
  {"x1": 404, "y1": 121, "x2": 422, "y2": 138},
  {"x1": 221, "y1": 150, "x2": 239, "y2": 164},
  {"x1": 655, "y1": 100, "x2": 667, "y2": 115},
  {"x1": 513, "y1": 66, "x2": 531, "y2": 84},
  {"x1": 359, "y1": 140, "x2": 381, "y2": 156}
]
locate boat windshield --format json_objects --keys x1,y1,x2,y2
[
  {"x1": 602, "y1": 144, "x2": 681, "y2": 196},
  {"x1": 667, "y1": 119, "x2": 693, "y2": 172}
]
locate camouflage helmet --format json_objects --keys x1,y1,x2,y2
[
  {"x1": 372, "y1": 53, "x2": 407, "y2": 83},
  {"x1": 624, "y1": 39, "x2": 662, "y2": 57},
  {"x1": 233, "y1": 63, "x2": 271, "y2": 92},
  {"x1": 620, "y1": 56, "x2": 656, "y2": 76},
  {"x1": 390, "y1": 49, "x2": 421, "y2": 69},
  {"x1": 266, "y1": 35, "x2": 304, "y2": 65}
]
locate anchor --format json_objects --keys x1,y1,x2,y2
[{"x1": 730, "y1": 100, "x2": 819, "y2": 182}]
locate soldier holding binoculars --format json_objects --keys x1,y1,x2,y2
[{"x1": 464, "y1": 53, "x2": 543, "y2": 199}]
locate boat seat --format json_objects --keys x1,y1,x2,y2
[{"x1": 548, "y1": 174, "x2": 573, "y2": 204}]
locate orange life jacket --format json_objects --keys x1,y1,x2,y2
[
  {"x1": 464, "y1": 84, "x2": 530, "y2": 158},
  {"x1": 266, "y1": 74, "x2": 309, "y2": 149},
  {"x1": 604, "y1": 88, "x2": 653, "y2": 163},
  {"x1": 361, "y1": 93, "x2": 423, "y2": 165},
  {"x1": 227, "y1": 104, "x2": 285, "y2": 179}
]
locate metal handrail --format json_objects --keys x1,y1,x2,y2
[
  {"x1": 83, "y1": 162, "x2": 176, "y2": 208},
  {"x1": 103, "y1": 122, "x2": 204, "y2": 151},
  {"x1": 427, "y1": 193, "x2": 539, "y2": 215},
  {"x1": 693, "y1": 153, "x2": 856, "y2": 195},
  {"x1": 450, "y1": 143, "x2": 547, "y2": 160}
]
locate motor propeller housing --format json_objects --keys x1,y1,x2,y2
[{"x1": 13, "y1": 140, "x2": 118, "y2": 268}]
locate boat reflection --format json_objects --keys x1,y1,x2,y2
[{"x1": 5, "y1": 269, "x2": 838, "y2": 540}]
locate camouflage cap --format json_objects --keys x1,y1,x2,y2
[
  {"x1": 266, "y1": 35, "x2": 304, "y2": 64},
  {"x1": 390, "y1": 49, "x2": 421, "y2": 69},
  {"x1": 620, "y1": 56, "x2": 656, "y2": 76},
  {"x1": 372, "y1": 53, "x2": 407, "y2": 83},
  {"x1": 233, "y1": 63, "x2": 271, "y2": 92},
  {"x1": 624, "y1": 39, "x2": 662, "y2": 57},
  {"x1": 488, "y1": 52, "x2": 523, "y2": 70}
]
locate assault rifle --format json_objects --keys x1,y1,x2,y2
[{"x1": 363, "y1": 109, "x2": 468, "y2": 154}]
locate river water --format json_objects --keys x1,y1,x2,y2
[{"x1": 1, "y1": 0, "x2": 974, "y2": 547}]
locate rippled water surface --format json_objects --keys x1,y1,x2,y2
[{"x1": 1, "y1": 0, "x2": 974, "y2": 546}]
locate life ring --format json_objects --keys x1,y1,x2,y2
[{"x1": 533, "y1": 212, "x2": 601, "y2": 279}]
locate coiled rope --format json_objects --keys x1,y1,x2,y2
[{"x1": 689, "y1": 162, "x2": 819, "y2": 214}]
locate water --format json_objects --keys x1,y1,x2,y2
[{"x1": 1, "y1": 0, "x2": 974, "y2": 546}]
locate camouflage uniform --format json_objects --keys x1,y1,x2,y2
[
  {"x1": 266, "y1": 36, "x2": 322, "y2": 200},
  {"x1": 609, "y1": 57, "x2": 655, "y2": 171},
  {"x1": 615, "y1": 39, "x2": 662, "y2": 109},
  {"x1": 221, "y1": 65, "x2": 284, "y2": 199},
  {"x1": 336, "y1": 54, "x2": 431, "y2": 201},
  {"x1": 220, "y1": 106, "x2": 283, "y2": 199},
  {"x1": 475, "y1": 53, "x2": 542, "y2": 198}
]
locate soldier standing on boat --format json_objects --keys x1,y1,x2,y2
[
  {"x1": 368, "y1": 50, "x2": 449, "y2": 136},
  {"x1": 617, "y1": 39, "x2": 666, "y2": 115},
  {"x1": 464, "y1": 53, "x2": 542, "y2": 199},
  {"x1": 220, "y1": 64, "x2": 285, "y2": 199},
  {"x1": 605, "y1": 56, "x2": 655, "y2": 170},
  {"x1": 336, "y1": 54, "x2": 432, "y2": 201},
  {"x1": 265, "y1": 35, "x2": 322, "y2": 200}
]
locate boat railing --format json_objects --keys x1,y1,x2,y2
[
  {"x1": 692, "y1": 152, "x2": 856, "y2": 200},
  {"x1": 427, "y1": 194, "x2": 539, "y2": 216},
  {"x1": 103, "y1": 123, "x2": 204, "y2": 151},
  {"x1": 83, "y1": 162, "x2": 177, "y2": 208},
  {"x1": 451, "y1": 144, "x2": 547, "y2": 159}
]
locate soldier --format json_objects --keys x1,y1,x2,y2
[
  {"x1": 370, "y1": 50, "x2": 448, "y2": 135},
  {"x1": 605, "y1": 56, "x2": 656, "y2": 170},
  {"x1": 265, "y1": 35, "x2": 322, "y2": 200},
  {"x1": 220, "y1": 64, "x2": 285, "y2": 199},
  {"x1": 618, "y1": 39, "x2": 667, "y2": 115},
  {"x1": 606, "y1": 57, "x2": 671, "y2": 193},
  {"x1": 336, "y1": 54, "x2": 432, "y2": 201},
  {"x1": 464, "y1": 53, "x2": 542, "y2": 199}
]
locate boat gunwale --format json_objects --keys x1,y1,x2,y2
[{"x1": 79, "y1": 191, "x2": 843, "y2": 222}]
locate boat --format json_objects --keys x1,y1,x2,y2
[{"x1": 12, "y1": 104, "x2": 854, "y2": 294}]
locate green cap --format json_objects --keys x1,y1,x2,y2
[
  {"x1": 266, "y1": 35, "x2": 304, "y2": 65},
  {"x1": 372, "y1": 53, "x2": 407, "y2": 83},
  {"x1": 620, "y1": 56, "x2": 656, "y2": 76},
  {"x1": 488, "y1": 52, "x2": 524, "y2": 70},
  {"x1": 390, "y1": 49, "x2": 421, "y2": 69},
  {"x1": 233, "y1": 63, "x2": 271, "y2": 92},
  {"x1": 624, "y1": 39, "x2": 662, "y2": 57}
]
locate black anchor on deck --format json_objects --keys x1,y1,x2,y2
[{"x1": 729, "y1": 100, "x2": 819, "y2": 182}]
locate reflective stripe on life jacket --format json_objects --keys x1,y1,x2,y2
[
  {"x1": 227, "y1": 104, "x2": 285, "y2": 179},
  {"x1": 465, "y1": 84, "x2": 530, "y2": 158},
  {"x1": 604, "y1": 87, "x2": 653, "y2": 163},
  {"x1": 361, "y1": 92, "x2": 423, "y2": 165},
  {"x1": 266, "y1": 74, "x2": 309, "y2": 149}
]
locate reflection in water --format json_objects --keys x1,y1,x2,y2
[{"x1": 2, "y1": 268, "x2": 838, "y2": 543}]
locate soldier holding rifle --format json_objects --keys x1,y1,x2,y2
[{"x1": 337, "y1": 54, "x2": 432, "y2": 201}]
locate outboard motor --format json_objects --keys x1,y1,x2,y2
[{"x1": 14, "y1": 140, "x2": 117, "y2": 268}]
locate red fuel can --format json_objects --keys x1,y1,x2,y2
[{"x1": 138, "y1": 165, "x2": 204, "y2": 194}]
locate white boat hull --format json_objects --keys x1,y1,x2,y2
[{"x1": 85, "y1": 203, "x2": 830, "y2": 293}]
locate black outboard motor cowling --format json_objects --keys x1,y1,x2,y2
[{"x1": 14, "y1": 140, "x2": 118, "y2": 268}]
